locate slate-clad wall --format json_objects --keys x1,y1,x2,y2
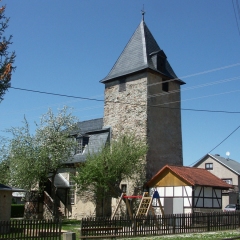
[{"x1": 147, "y1": 72, "x2": 183, "y2": 179}]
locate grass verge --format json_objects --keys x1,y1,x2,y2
[{"x1": 61, "y1": 220, "x2": 240, "y2": 239}]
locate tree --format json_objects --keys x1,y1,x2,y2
[
  {"x1": 73, "y1": 134, "x2": 148, "y2": 216},
  {"x1": 7, "y1": 106, "x2": 78, "y2": 217},
  {"x1": 0, "y1": 137, "x2": 10, "y2": 184},
  {"x1": 0, "y1": 4, "x2": 16, "y2": 102}
]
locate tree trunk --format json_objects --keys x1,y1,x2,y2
[{"x1": 51, "y1": 173, "x2": 57, "y2": 219}]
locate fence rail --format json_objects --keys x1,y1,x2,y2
[
  {"x1": 81, "y1": 211, "x2": 240, "y2": 238},
  {"x1": 0, "y1": 219, "x2": 62, "y2": 240}
]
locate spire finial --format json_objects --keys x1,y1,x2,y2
[{"x1": 141, "y1": 5, "x2": 145, "y2": 21}]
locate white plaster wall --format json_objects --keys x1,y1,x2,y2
[
  {"x1": 222, "y1": 195, "x2": 229, "y2": 210},
  {"x1": 197, "y1": 156, "x2": 238, "y2": 184}
]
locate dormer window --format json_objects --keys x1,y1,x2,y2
[
  {"x1": 150, "y1": 50, "x2": 167, "y2": 73},
  {"x1": 75, "y1": 136, "x2": 89, "y2": 154}
]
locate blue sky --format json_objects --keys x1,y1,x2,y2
[{"x1": 1, "y1": 0, "x2": 240, "y2": 167}]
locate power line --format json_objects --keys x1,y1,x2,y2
[
  {"x1": 148, "y1": 75, "x2": 240, "y2": 99},
  {"x1": 188, "y1": 124, "x2": 240, "y2": 166},
  {"x1": 10, "y1": 87, "x2": 104, "y2": 102},
  {"x1": 152, "y1": 89, "x2": 240, "y2": 107},
  {"x1": 209, "y1": 125, "x2": 240, "y2": 153},
  {"x1": 10, "y1": 86, "x2": 240, "y2": 114},
  {"x1": 9, "y1": 62, "x2": 240, "y2": 115},
  {"x1": 232, "y1": 0, "x2": 240, "y2": 37},
  {"x1": 147, "y1": 62, "x2": 240, "y2": 87},
  {"x1": 10, "y1": 61, "x2": 240, "y2": 106},
  {"x1": 8, "y1": 73, "x2": 240, "y2": 115}
]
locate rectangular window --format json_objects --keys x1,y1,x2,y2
[
  {"x1": 119, "y1": 79, "x2": 126, "y2": 92},
  {"x1": 75, "y1": 136, "x2": 89, "y2": 154},
  {"x1": 69, "y1": 175, "x2": 75, "y2": 205},
  {"x1": 222, "y1": 178, "x2": 232, "y2": 185},
  {"x1": 162, "y1": 80, "x2": 169, "y2": 92},
  {"x1": 121, "y1": 184, "x2": 127, "y2": 193},
  {"x1": 205, "y1": 163, "x2": 213, "y2": 170}
]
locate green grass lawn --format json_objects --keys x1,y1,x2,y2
[
  {"x1": 61, "y1": 220, "x2": 240, "y2": 239},
  {"x1": 62, "y1": 219, "x2": 81, "y2": 239},
  {"x1": 127, "y1": 231, "x2": 240, "y2": 239}
]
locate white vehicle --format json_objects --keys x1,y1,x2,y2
[{"x1": 224, "y1": 204, "x2": 237, "y2": 212}]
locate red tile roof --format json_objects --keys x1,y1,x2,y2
[{"x1": 146, "y1": 165, "x2": 232, "y2": 189}]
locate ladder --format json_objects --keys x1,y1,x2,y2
[{"x1": 136, "y1": 192, "x2": 154, "y2": 217}]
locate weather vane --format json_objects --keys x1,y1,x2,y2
[{"x1": 141, "y1": 4, "x2": 145, "y2": 21}]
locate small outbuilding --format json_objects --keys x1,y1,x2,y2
[
  {"x1": 0, "y1": 184, "x2": 25, "y2": 221},
  {"x1": 146, "y1": 165, "x2": 232, "y2": 215}
]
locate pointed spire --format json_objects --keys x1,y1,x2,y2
[{"x1": 101, "y1": 18, "x2": 184, "y2": 84}]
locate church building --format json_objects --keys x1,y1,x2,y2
[
  {"x1": 101, "y1": 15, "x2": 185, "y2": 180},
  {"x1": 38, "y1": 15, "x2": 186, "y2": 219}
]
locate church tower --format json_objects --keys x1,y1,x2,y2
[{"x1": 101, "y1": 17, "x2": 185, "y2": 181}]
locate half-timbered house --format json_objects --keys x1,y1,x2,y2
[
  {"x1": 193, "y1": 153, "x2": 240, "y2": 209},
  {"x1": 146, "y1": 165, "x2": 232, "y2": 215}
]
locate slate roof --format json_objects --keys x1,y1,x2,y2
[
  {"x1": 71, "y1": 118, "x2": 103, "y2": 136},
  {"x1": 101, "y1": 19, "x2": 185, "y2": 84},
  {"x1": 0, "y1": 184, "x2": 25, "y2": 192},
  {"x1": 146, "y1": 165, "x2": 232, "y2": 189},
  {"x1": 65, "y1": 118, "x2": 110, "y2": 164},
  {"x1": 53, "y1": 173, "x2": 69, "y2": 188},
  {"x1": 194, "y1": 153, "x2": 240, "y2": 175}
]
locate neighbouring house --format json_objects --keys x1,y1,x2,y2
[
  {"x1": 193, "y1": 153, "x2": 240, "y2": 209},
  {"x1": 0, "y1": 184, "x2": 25, "y2": 221},
  {"x1": 35, "y1": 14, "x2": 187, "y2": 219},
  {"x1": 146, "y1": 165, "x2": 232, "y2": 215},
  {"x1": 12, "y1": 192, "x2": 25, "y2": 204}
]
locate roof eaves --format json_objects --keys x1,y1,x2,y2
[
  {"x1": 100, "y1": 64, "x2": 149, "y2": 83},
  {"x1": 101, "y1": 65, "x2": 185, "y2": 85},
  {"x1": 192, "y1": 153, "x2": 210, "y2": 167}
]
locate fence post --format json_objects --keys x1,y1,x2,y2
[
  {"x1": 80, "y1": 220, "x2": 83, "y2": 238},
  {"x1": 133, "y1": 217, "x2": 137, "y2": 236},
  {"x1": 207, "y1": 213, "x2": 210, "y2": 231},
  {"x1": 173, "y1": 216, "x2": 176, "y2": 234},
  {"x1": 239, "y1": 212, "x2": 240, "y2": 228}
]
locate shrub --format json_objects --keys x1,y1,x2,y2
[{"x1": 11, "y1": 204, "x2": 24, "y2": 218}]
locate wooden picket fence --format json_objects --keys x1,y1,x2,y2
[
  {"x1": 0, "y1": 219, "x2": 62, "y2": 240},
  {"x1": 81, "y1": 211, "x2": 240, "y2": 238}
]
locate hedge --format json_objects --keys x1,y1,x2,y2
[{"x1": 11, "y1": 204, "x2": 24, "y2": 218}]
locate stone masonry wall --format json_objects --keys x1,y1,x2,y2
[
  {"x1": 103, "y1": 72, "x2": 148, "y2": 199},
  {"x1": 103, "y1": 72, "x2": 148, "y2": 142},
  {"x1": 104, "y1": 70, "x2": 183, "y2": 182}
]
